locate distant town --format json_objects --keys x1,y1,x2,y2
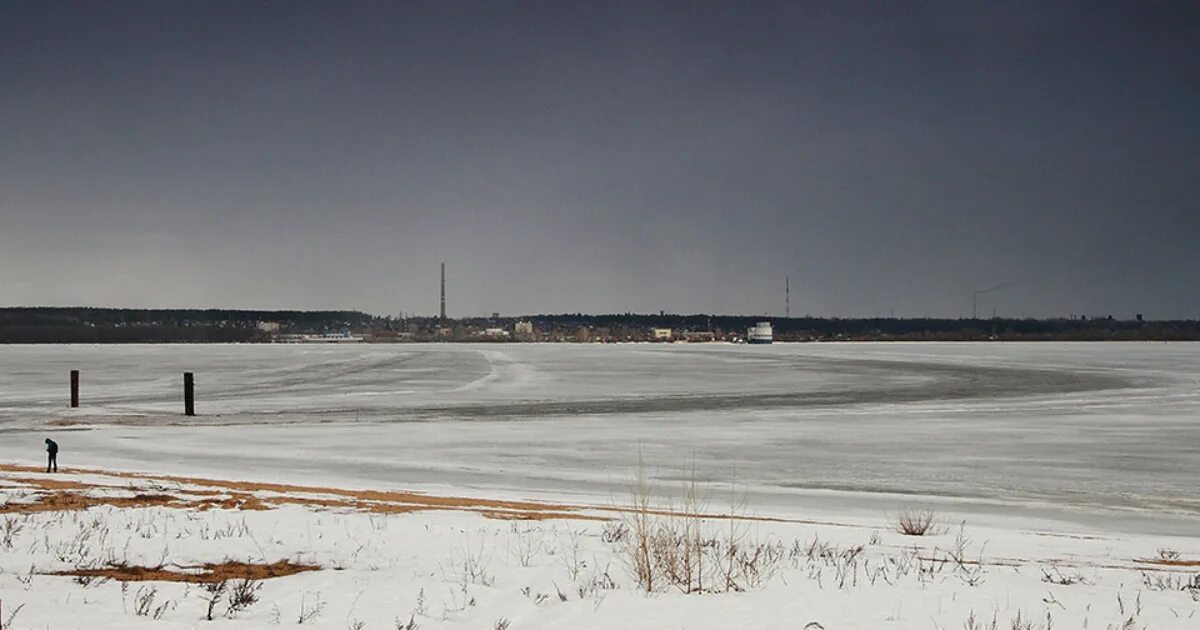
[{"x1": 2, "y1": 307, "x2": 1199, "y2": 343}]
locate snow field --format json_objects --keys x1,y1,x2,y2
[{"x1": 0, "y1": 469, "x2": 1198, "y2": 629}]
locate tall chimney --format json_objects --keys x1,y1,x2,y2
[{"x1": 440, "y1": 262, "x2": 446, "y2": 319}]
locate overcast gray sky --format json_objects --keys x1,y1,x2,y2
[{"x1": 2, "y1": 2, "x2": 1197, "y2": 318}]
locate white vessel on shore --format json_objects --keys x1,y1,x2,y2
[
  {"x1": 277, "y1": 331, "x2": 364, "y2": 343},
  {"x1": 747, "y1": 321, "x2": 773, "y2": 344}
]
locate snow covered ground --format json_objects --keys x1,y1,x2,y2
[
  {"x1": 1, "y1": 342, "x2": 1198, "y2": 628},
  {"x1": 0, "y1": 465, "x2": 1198, "y2": 630}
]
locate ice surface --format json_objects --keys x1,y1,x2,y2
[{"x1": 1, "y1": 342, "x2": 1198, "y2": 535}]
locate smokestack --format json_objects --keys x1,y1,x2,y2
[
  {"x1": 440, "y1": 263, "x2": 446, "y2": 319},
  {"x1": 785, "y1": 275, "x2": 790, "y2": 319}
]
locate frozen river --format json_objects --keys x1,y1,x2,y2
[{"x1": 1, "y1": 342, "x2": 1198, "y2": 534}]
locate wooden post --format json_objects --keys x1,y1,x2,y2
[
  {"x1": 70, "y1": 370, "x2": 79, "y2": 408},
  {"x1": 184, "y1": 372, "x2": 195, "y2": 416}
]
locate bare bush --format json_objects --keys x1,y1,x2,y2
[
  {"x1": 946, "y1": 522, "x2": 987, "y2": 586},
  {"x1": 202, "y1": 580, "x2": 228, "y2": 620},
  {"x1": 558, "y1": 528, "x2": 586, "y2": 581},
  {"x1": 893, "y1": 508, "x2": 940, "y2": 536},
  {"x1": 226, "y1": 579, "x2": 262, "y2": 617},
  {"x1": 620, "y1": 452, "x2": 658, "y2": 592},
  {"x1": 443, "y1": 532, "x2": 495, "y2": 590},
  {"x1": 612, "y1": 457, "x2": 783, "y2": 594},
  {"x1": 507, "y1": 524, "x2": 543, "y2": 568}
]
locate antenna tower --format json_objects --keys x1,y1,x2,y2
[{"x1": 440, "y1": 263, "x2": 446, "y2": 319}]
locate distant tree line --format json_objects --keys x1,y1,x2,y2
[
  {"x1": 3, "y1": 307, "x2": 1199, "y2": 343},
  {"x1": 0, "y1": 308, "x2": 373, "y2": 344},
  {"x1": 520, "y1": 313, "x2": 1200, "y2": 341}
]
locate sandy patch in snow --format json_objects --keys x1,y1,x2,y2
[{"x1": 51, "y1": 560, "x2": 319, "y2": 584}]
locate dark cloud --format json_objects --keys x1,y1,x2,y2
[{"x1": 2, "y1": 1, "x2": 1197, "y2": 318}]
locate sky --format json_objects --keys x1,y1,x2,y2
[{"x1": 1, "y1": 2, "x2": 1198, "y2": 319}]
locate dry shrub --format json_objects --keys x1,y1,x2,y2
[
  {"x1": 613, "y1": 456, "x2": 783, "y2": 594},
  {"x1": 226, "y1": 579, "x2": 262, "y2": 616},
  {"x1": 893, "y1": 508, "x2": 940, "y2": 536},
  {"x1": 203, "y1": 580, "x2": 227, "y2": 620},
  {"x1": 623, "y1": 453, "x2": 658, "y2": 592}
]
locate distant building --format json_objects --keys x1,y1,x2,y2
[
  {"x1": 483, "y1": 327, "x2": 508, "y2": 337},
  {"x1": 682, "y1": 331, "x2": 715, "y2": 342},
  {"x1": 514, "y1": 320, "x2": 534, "y2": 335},
  {"x1": 651, "y1": 328, "x2": 673, "y2": 340},
  {"x1": 256, "y1": 321, "x2": 281, "y2": 333}
]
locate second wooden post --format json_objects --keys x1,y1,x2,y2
[{"x1": 184, "y1": 372, "x2": 195, "y2": 416}]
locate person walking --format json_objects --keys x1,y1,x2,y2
[{"x1": 45, "y1": 438, "x2": 58, "y2": 473}]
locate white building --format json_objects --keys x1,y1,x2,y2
[{"x1": 651, "y1": 328, "x2": 673, "y2": 340}]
